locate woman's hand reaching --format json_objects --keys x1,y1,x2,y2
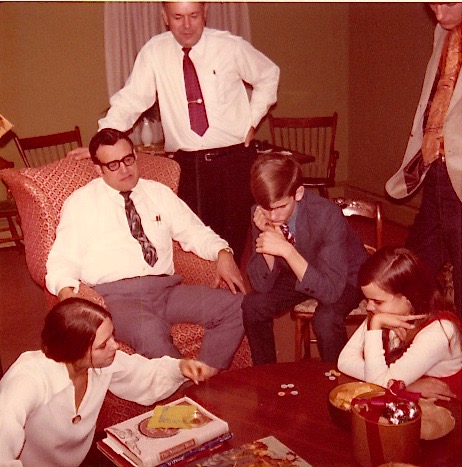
[{"x1": 179, "y1": 359, "x2": 218, "y2": 385}]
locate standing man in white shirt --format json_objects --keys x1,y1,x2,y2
[
  {"x1": 74, "y1": 2, "x2": 280, "y2": 264},
  {"x1": 47, "y1": 128, "x2": 247, "y2": 379}
]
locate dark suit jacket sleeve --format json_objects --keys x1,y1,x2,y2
[
  {"x1": 246, "y1": 196, "x2": 365, "y2": 303},
  {"x1": 246, "y1": 205, "x2": 288, "y2": 293},
  {"x1": 295, "y1": 200, "x2": 350, "y2": 304}
]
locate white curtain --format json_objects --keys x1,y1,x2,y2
[{"x1": 104, "y1": 2, "x2": 251, "y2": 143}]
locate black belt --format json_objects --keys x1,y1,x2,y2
[{"x1": 174, "y1": 142, "x2": 250, "y2": 162}]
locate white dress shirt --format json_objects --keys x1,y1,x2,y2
[
  {"x1": 0, "y1": 350, "x2": 185, "y2": 467},
  {"x1": 98, "y1": 28, "x2": 280, "y2": 152},
  {"x1": 338, "y1": 319, "x2": 462, "y2": 387},
  {"x1": 45, "y1": 177, "x2": 229, "y2": 295}
]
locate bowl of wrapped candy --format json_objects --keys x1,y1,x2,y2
[
  {"x1": 328, "y1": 382, "x2": 384, "y2": 429},
  {"x1": 350, "y1": 380, "x2": 422, "y2": 467}
]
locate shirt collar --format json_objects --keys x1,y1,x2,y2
[
  {"x1": 174, "y1": 28, "x2": 207, "y2": 56},
  {"x1": 98, "y1": 177, "x2": 143, "y2": 204},
  {"x1": 287, "y1": 203, "x2": 298, "y2": 232}
]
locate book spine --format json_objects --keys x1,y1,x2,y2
[
  {"x1": 157, "y1": 424, "x2": 229, "y2": 464},
  {"x1": 158, "y1": 438, "x2": 196, "y2": 463},
  {"x1": 159, "y1": 432, "x2": 233, "y2": 467}
]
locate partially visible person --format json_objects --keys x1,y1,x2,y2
[
  {"x1": 0, "y1": 298, "x2": 211, "y2": 466},
  {"x1": 386, "y1": 2, "x2": 462, "y2": 318},
  {"x1": 71, "y1": 2, "x2": 280, "y2": 263},
  {"x1": 46, "y1": 129, "x2": 245, "y2": 379},
  {"x1": 338, "y1": 247, "x2": 462, "y2": 401},
  {"x1": 242, "y1": 153, "x2": 368, "y2": 364}
]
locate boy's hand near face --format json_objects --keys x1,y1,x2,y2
[
  {"x1": 253, "y1": 205, "x2": 307, "y2": 279},
  {"x1": 253, "y1": 205, "x2": 275, "y2": 232},
  {"x1": 253, "y1": 206, "x2": 279, "y2": 270},
  {"x1": 256, "y1": 228, "x2": 292, "y2": 258},
  {"x1": 254, "y1": 205, "x2": 295, "y2": 257}
]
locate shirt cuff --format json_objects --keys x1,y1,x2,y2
[
  {"x1": 214, "y1": 242, "x2": 231, "y2": 260},
  {"x1": 55, "y1": 279, "x2": 81, "y2": 296},
  {"x1": 170, "y1": 358, "x2": 188, "y2": 384},
  {"x1": 219, "y1": 246, "x2": 234, "y2": 255}
]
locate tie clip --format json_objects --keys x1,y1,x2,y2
[{"x1": 188, "y1": 98, "x2": 203, "y2": 105}]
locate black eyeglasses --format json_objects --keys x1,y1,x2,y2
[{"x1": 97, "y1": 154, "x2": 136, "y2": 172}]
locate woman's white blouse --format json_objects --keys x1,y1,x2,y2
[{"x1": 0, "y1": 350, "x2": 185, "y2": 466}]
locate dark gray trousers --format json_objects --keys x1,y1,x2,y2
[
  {"x1": 406, "y1": 160, "x2": 461, "y2": 318},
  {"x1": 242, "y1": 271, "x2": 362, "y2": 364},
  {"x1": 95, "y1": 275, "x2": 244, "y2": 369}
]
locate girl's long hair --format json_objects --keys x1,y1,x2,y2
[{"x1": 359, "y1": 246, "x2": 460, "y2": 363}]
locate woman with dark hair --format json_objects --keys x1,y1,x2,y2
[
  {"x1": 0, "y1": 298, "x2": 211, "y2": 466},
  {"x1": 338, "y1": 247, "x2": 462, "y2": 400}
]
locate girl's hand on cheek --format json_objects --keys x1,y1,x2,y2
[{"x1": 370, "y1": 313, "x2": 427, "y2": 331}]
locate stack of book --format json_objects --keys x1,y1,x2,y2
[
  {"x1": 98, "y1": 396, "x2": 311, "y2": 467},
  {"x1": 97, "y1": 396, "x2": 231, "y2": 467}
]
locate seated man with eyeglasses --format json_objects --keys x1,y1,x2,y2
[{"x1": 46, "y1": 128, "x2": 246, "y2": 379}]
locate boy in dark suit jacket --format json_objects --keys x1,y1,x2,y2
[{"x1": 243, "y1": 153, "x2": 368, "y2": 364}]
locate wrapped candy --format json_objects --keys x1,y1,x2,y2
[
  {"x1": 382, "y1": 400, "x2": 419, "y2": 425},
  {"x1": 352, "y1": 379, "x2": 421, "y2": 425}
]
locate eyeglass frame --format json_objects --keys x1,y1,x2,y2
[{"x1": 95, "y1": 153, "x2": 137, "y2": 172}]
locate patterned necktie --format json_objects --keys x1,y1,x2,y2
[
  {"x1": 422, "y1": 25, "x2": 462, "y2": 166},
  {"x1": 280, "y1": 223, "x2": 295, "y2": 244},
  {"x1": 183, "y1": 47, "x2": 209, "y2": 136},
  {"x1": 120, "y1": 191, "x2": 157, "y2": 267}
]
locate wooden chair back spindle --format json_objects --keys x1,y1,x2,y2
[
  {"x1": 13, "y1": 126, "x2": 83, "y2": 168},
  {"x1": 269, "y1": 113, "x2": 339, "y2": 198}
]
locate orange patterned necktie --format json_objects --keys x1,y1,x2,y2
[{"x1": 422, "y1": 25, "x2": 462, "y2": 166}]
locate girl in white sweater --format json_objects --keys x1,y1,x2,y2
[{"x1": 338, "y1": 247, "x2": 461, "y2": 401}]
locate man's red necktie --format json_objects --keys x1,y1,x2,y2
[{"x1": 183, "y1": 47, "x2": 209, "y2": 136}]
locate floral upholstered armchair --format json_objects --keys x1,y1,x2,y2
[{"x1": 0, "y1": 152, "x2": 251, "y2": 429}]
